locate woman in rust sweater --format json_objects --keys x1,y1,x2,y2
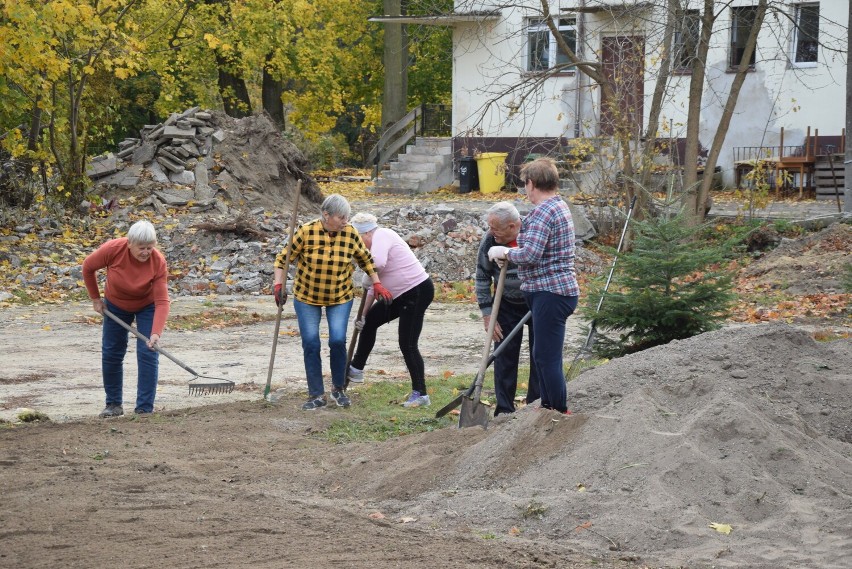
[{"x1": 83, "y1": 220, "x2": 170, "y2": 417}]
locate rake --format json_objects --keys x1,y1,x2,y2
[
  {"x1": 103, "y1": 308, "x2": 235, "y2": 395},
  {"x1": 566, "y1": 195, "x2": 637, "y2": 378}
]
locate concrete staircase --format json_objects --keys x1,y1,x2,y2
[{"x1": 369, "y1": 137, "x2": 453, "y2": 194}]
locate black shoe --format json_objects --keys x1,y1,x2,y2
[
  {"x1": 99, "y1": 404, "x2": 124, "y2": 418},
  {"x1": 301, "y1": 396, "x2": 327, "y2": 411},
  {"x1": 330, "y1": 389, "x2": 351, "y2": 408},
  {"x1": 134, "y1": 409, "x2": 153, "y2": 416}
]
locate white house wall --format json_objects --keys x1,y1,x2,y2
[{"x1": 451, "y1": 0, "x2": 848, "y2": 186}]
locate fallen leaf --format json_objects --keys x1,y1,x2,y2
[
  {"x1": 575, "y1": 521, "x2": 593, "y2": 532},
  {"x1": 509, "y1": 526, "x2": 521, "y2": 536},
  {"x1": 709, "y1": 522, "x2": 732, "y2": 535},
  {"x1": 398, "y1": 516, "x2": 417, "y2": 524},
  {"x1": 443, "y1": 370, "x2": 454, "y2": 379},
  {"x1": 368, "y1": 512, "x2": 385, "y2": 520},
  {"x1": 576, "y1": 483, "x2": 586, "y2": 492}
]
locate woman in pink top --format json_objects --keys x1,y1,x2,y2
[
  {"x1": 82, "y1": 220, "x2": 171, "y2": 417},
  {"x1": 348, "y1": 213, "x2": 434, "y2": 407}
]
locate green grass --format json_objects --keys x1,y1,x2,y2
[
  {"x1": 319, "y1": 370, "x2": 508, "y2": 443},
  {"x1": 318, "y1": 360, "x2": 602, "y2": 444}
]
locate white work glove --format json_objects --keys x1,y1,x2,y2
[
  {"x1": 354, "y1": 317, "x2": 366, "y2": 331},
  {"x1": 488, "y1": 245, "x2": 509, "y2": 267}
]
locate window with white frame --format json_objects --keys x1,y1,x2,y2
[
  {"x1": 729, "y1": 5, "x2": 758, "y2": 69},
  {"x1": 791, "y1": 3, "x2": 819, "y2": 65},
  {"x1": 527, "y1": 17, "x2": 577, "y2": 73},
  {"x1": 673, "y1": 9, "x2": 700, "y2": 72}
]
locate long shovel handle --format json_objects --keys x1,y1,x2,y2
[
  {"x1": 470, "y1": 262, "x2": 508, "y2": 402},
  {"x1": 102, "y1": 307, "x2": 198, "y2": 377},
  {"x1": 435, "y1": 310, "x2": 531, "y2": 418},
  {"x1": 344, "y1": 288, "x2": 370, "y2": 389},
  {"x1": 264, "y1": 180, "x2": 302, "y2": 400}
]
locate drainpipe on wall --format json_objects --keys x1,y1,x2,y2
[{"x1": 574, "y1": 0, "x2": 586, "y2": 139}]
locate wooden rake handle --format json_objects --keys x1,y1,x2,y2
[{"x1": 102, "y1": 307, "x2": 199, "y2": 377}]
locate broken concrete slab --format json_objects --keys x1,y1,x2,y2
[
  {"x1": 156, "y1": 156, "x2": 185, "y2": 174},
  {"x1": 86, "y1": 153, "x2": 118, "y2": 178},
  {"x1": 154, "y1": 188, "x2": 193, "y2": 205},
  {"x1": 132, "y1": 143, "x2": 157, "y2": 165},
  {"x1": 194, "y1": 163, "x2": 214, "y2": 200},
  {"x1": 148, "y1": 161, "x2": 170, "y2": 183},
  {"x1": 163, "y1": 125, "x2": 196, "y2": 139},
  {"x1": 118, "y1": 176, "x2": 139, "y2": 188},
  {"x1": 169, "y1": 170, "x2": 195, "y2": 185}
]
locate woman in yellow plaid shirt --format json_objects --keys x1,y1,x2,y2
[{"x1": 273, "y1": 194, "x2": 392, "y2": 410}]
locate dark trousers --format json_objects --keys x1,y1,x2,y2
[
  {"x1": 524, "y1": 291, "x2": 578, "y2": 413},
  {"x1": 493, "y1": 300, "x2": 538, "y2": 416},
  {"x1": 352, "y1": 277, "x2": 434, "y2": 394}
]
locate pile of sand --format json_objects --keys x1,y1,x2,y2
[{"x1": 336, "y1": 323, "x2": 851, "y2": 568}]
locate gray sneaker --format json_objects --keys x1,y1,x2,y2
[
  {"x1": 99, "y1": 404, "x2": 124, "y2": 418},
  {"x1": 330, "y1": 389, "x2": 351, "y2": 408},
  {"x1": 347, "y1": 365, "x2": 364, "y2": 384},
  {"x1": 402, "y1": 391, "x2": 430, "y2": 408},
  {"x1": 301, "y1": 396, "x2": 327, "y2": 411}
]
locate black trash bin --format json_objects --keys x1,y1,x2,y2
[{"x1": 458, "y1": 156, "x2": 480, "y2": 193}]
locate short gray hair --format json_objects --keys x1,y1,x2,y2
[
  {"x1": 485, "y1": 201, "x2": 520, "y2": 225},
  {"x1": 127, "y1": 220, "x2": 157, "y2": 245},
  {"x1": 321, "y1": 194, "x2": 351, "y2": 219}
]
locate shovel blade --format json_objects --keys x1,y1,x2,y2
[{"x1": 458, "y1": 397, "x2": 490, "y2": 429}]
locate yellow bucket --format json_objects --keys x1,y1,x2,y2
[{"x1": 475, "y1": 152, "x2": 508, "y2": 193}]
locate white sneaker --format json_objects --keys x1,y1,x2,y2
[
  {"x1": 402, "y1": 391, "x2": 430, "y2": 408},
  {"x1": 347, "y1": 365, "x2": 364, "y2": 383}
]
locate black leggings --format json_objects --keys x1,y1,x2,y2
[{"x1": 351, "y1": 277, "x2": 434, "y2": 393}]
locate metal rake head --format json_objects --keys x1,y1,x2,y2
[{"x1": 188, "y1": 379, "x2": 235, "y2": 396}]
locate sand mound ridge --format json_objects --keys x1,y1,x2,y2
[{"x1": 335, "y1": 323, "x2": 851, "y2": 568}]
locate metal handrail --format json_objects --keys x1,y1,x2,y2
[{"x1": 366, "y1": 106, "x2": 421, "y2": 177}]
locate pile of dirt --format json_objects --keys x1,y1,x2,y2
[
  {"x1": 741, "y1": 222, "x2": 851, "y2": 295},
  {"x1": 1, "y1": 323, "x2": 848, "y2": 568}
]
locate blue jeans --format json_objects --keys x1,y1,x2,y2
[
  {"x1": 293, "y1": 298, "x2": 353, "y2": 397},
  {"x1": 493, "y1": 299, "x2": 539, "y2": 416},
  {"x1": 102, "y1": 299, "x2": 159, "y2": 413},
  {"x1": 524, "y1": 291, "x2": 578, "y2": 413}
]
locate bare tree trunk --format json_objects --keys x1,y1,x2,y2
[
  {"x1": 683, "y1": 0, "x2": 715, "y2": 202},
  {"x1": 845, "y1": 0, "x2": 852, "y2": 212},
  {"x1": 217, "y1": 54, "x2": 252, "y2": 118},
  {"x1": 691, "y1": 0, "x2": 768, "y2": 221},
  {"x1": 638, "y1": 0, "x2": 677, "y2": 193},
  {"x1": 262, "y1": 57, "x2": 285, "y2": 129},
  {"x1": 381, "y1": 0, "x2": 407, "y2": 128}
]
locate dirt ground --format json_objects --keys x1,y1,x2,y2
[
  {"x1": 1, "y1": 315, "x2": 849, "y2": 568},
  {"x1": 1, "y1": 212, "x2": 850, "y2": 568}
]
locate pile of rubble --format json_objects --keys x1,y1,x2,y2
[
  {"x1": 160, "y1": 203, "x2": 601, "y2": 296},
  {"x1": 0, "y1": 203, "x2": 601, "y2": 303},
  {"x1": 85, "y1": 108, "x2": 322, "y2": 215}
]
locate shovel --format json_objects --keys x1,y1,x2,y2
[
  {"x1": 102, "y1": 308, "x2": 235, "y2": 395},
  {"x1": 434, "y1": 310, "x2": 531, "y2": 418},
  {"x1": 458, "y1": 262, "x2": 508, "y2": 429},
  {"x1": 263, "y1": 180, "x2": 302, "y2": 400}
]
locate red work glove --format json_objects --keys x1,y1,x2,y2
[
  {"x1": 373, "y1": 282, "x2": 393, "y2": 304},
  {"x1": 273, "y1": 283, "x2": 287, "y2": 307}
]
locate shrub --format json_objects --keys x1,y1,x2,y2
[{"x1": 581, "y1": 213, "x2": 737, "y2": 358}]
